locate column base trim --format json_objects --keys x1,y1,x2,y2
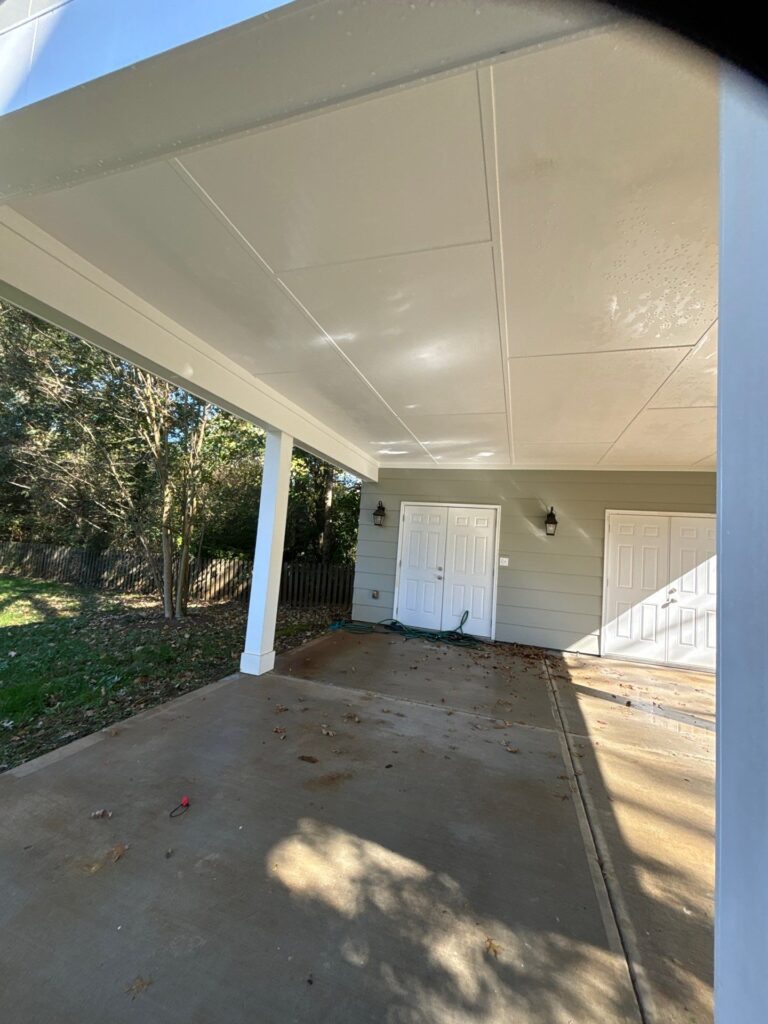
[{"x1": 239, "y1": 650, "x2": 275, "y2": 676}]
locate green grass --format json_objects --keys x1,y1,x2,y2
[{"x1": 0, "y1": 576, "x2": 341, "y2": 771}]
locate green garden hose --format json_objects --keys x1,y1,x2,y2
[{"x1": 329, "y1": 609, "x2": 481, "y2": 648}]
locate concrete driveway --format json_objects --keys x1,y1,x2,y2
[{"x1": 0, "y1": 633, "x2": 713, "y2": 1023}]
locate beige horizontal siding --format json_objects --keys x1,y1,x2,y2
[{"x1": 352, "y1": 468, "x2": 716, "y2": 655}]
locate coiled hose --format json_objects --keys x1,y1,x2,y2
[{"x1": 329, "y1": 609, "x2": 481, "y2": 648}]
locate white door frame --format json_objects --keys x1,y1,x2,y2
[
  {"x1": 392, "y1": 501, "x2": 502, "y2": 640},
  {"x1": 599, "y1": 509, "x2": 717, "y2": 666}
]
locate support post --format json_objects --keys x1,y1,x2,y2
[
  {"x1": 716, "y1": 67, "x2": 768, "y2": 1023},
  {"x1": 240, "y1": 429, "x2": 292, "y2": 676}
]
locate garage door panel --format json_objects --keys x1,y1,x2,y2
[{"x1": 603, "y1": 512, "x2": 716, "y2": 671}]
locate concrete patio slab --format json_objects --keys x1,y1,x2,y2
[
  {"x1": 1, "y1": 640, "x2": 641, "y2": 1024},
  {"x1": 0, "y1": 632, "x2": 713, "y2": 1024},
  {"x1": 548, "y1": 652, "x2": 714, "y2": 1024}
]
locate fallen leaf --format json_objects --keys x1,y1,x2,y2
[
  {"x1": 110, "y1": 841, "x2": 129, "y2": 862},
  {"x1": 298, "y1": 755, "x2": 319, "y2": 764},
  {"x1": 126, "y1": 976, "x2": 153, "y2": 999},
  {"x1": 273, "y1": 727, "x2": 287, "y2": 738},
  {"x1": 275, "y1": 704, "x2": 289, "y2": 714},
  {"x1": 321, "y1": 725, "x2": 336, "y2": 737},
  {"x1": 343, "y1": 712, "x2": 361, "y2": 723},
  {"x1": 90, "y1": 808, "x2": 113, "y2": 819},
  {"x1": 505, "y1": 746, "x2": 519, "y2": 754},
  {"x1": 485, "y1": 937, "x2": 501, "y2": 958}
]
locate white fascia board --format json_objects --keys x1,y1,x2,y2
[
  {"x1": 0, "y1": 0, "x2": 617, "y2": 201},
  {"x1": 0, "y1": 207, "x2": 378, "y2": 481}
]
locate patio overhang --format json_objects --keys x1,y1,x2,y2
[{"x1": 0, "y1": 2, "x2": 717, "y2": 478}]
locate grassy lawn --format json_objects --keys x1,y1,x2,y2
[{"x1": 0, "y1": 576, "x2": 343, "y2": 771}]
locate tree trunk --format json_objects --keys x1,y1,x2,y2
[
  {"x1": 319, "y1": 465, "x2": 334, "y2": 564},
  {"x1": 160, "y1": 481, "x2": 175, "y2": 619},
  {"x1": 175, "y1": 505, "x2": 191, "y2": 619},
  {"x1": 174, "y1": 402, "x2": 210, "y2": 619}
]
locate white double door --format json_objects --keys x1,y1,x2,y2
[
  {"x1": 395, "y1": 504, "x2": 497, "y2": 638},
  {"x1": 603, "y1": 512, "x2": 716, "y2": 671}
]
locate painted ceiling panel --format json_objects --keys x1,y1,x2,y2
[
  {"x1": 5, "y1": 23, "x2": 717, "y2": 472},
  {"x1": 256, "y1": 363, "x2": 415, "y2": 453},
  {"x1": 395, "y1": 412, "x2": 510, "y2": 465},
  {"x1": 494, "y1": 28, "x2": 717, "y2": 358},
  {"x1": 13, "y1": 160, "x2": 322, "y2": 374},
  {"x1": 508, "y1": 348, "x2": 688, "y2": 444},
  {"x1": 600, "y1": 407, "x2": 717, "y2": 467},
  {"x1": 514, "y1": 442, "x2": 613, "y2": 467},
  {"x1": 180, "y1": 71, "x2": 491, "y2": 272},
  {"x1": 648, "y1": 323, "x2": 717, "y2": 408},
  {"x1": 281, "y1": 243, "x2": 505, "y2": 418}
]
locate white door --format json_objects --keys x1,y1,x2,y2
[
  {"x1": 442, "y1": 507, "x2": 497, "y2": 637},
  {"x1": 603, "y1": 513, "x2": 670, "y2": 665},
  {"x1": 667, "y1": 516, "x2": 717, "y2": 671},
  {"x1": 603, "y1": 512, "x2": 717, "y2": 670},
  {"x1": 396, "y1": 505, "x2": 448, "y2": 631},
  {"x1": 395, "y1": 504, "x2": 498, "y2": 637}
]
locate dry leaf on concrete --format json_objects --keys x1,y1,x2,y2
[{"x1": 126, "y1": 975, "x2": 152, "y2": 999}]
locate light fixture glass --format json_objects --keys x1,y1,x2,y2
[
  {"x1": 373, "y1": 501, "x2": 386, "y2": 527},
  {"x1": 545, "y1": 507, "x2": 558, "y2": 536}
]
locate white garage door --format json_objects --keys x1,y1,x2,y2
[
  {"x1": 395, "y1": 504, "x2": 498, "y2": 638},
  {"x1": 602, "y1": 512, "x2": 716, "y2": 671}
]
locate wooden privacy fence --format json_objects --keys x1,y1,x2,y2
[{"x1": 0, "y1": 541, "x2": 354, "y2": 609}]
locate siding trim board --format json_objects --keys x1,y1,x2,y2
[{"x1": 353, "y1": 469, "x2": 716, "y2": 655}]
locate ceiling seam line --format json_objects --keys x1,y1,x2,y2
[
  {"x1": 0, "y1": 217, "x2": 374, "y2": 469},
  {"x1": 507, "y1": 344, "x2": 699, "y2": 360},
  {"x1": 595, "y1": 343, "x2": 707, "y2": 466},
  {"x1": 477, "y1": 64, "x2": 516, "y2": 465},
  {"x1": 170, "y1": 156, "x2": 441, "y2": 466},
  {"x1": 281, "y1": 237, "x2": 493, "y2": 274},
  {"x1": 596, "y1": 313, "x2": 718, "y2": 464}
]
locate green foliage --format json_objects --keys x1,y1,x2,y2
[{"x1": 0, "y1": 301, "x2": 360, "y2": 569}]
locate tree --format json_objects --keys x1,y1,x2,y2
[
  {"x1": 0, "y1": 302, "x2": 212, "y2": 617},
  {"x1": 0, "y1": 301, "x2": 362, "y2": 615}
]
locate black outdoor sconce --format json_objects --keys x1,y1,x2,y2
[
  {"x1": 373, "y1": 501, "x2": 387, "y2": 527},
  {"x1": 545, "y1": 507, "x2": 558, "y2": 537}
]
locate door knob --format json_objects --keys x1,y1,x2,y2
[
  {"x1": 669, "y1": 587, "x2": 677, "y2": 594},
  {"x1": 436, "y1": 575, "x2": 443, "y2": 580}
]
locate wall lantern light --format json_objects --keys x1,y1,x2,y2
[
  {"x1": 373, "y1": 501, "x2": 387, "y2": 527},
  {"x1": 545, "y1": 507, "x2": 558, "y2": 537}
]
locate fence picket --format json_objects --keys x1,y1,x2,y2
[{"x1": 0, "y1": 541, "x2": 353, "y2": 608}]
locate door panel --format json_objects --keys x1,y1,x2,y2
[
  {"x1": 603, "y1": 514, "x2": 670, "y2": 664},
  {"x1": 667, "y1": 517, "x2": 717, "y2": 670},
  {"x1": 396, "y1": 506, "x2": 447, "y2": 630},
  {"x1": 442, "y1": 508, "x2": 497, "y2": 637}
]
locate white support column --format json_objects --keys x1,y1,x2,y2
[
  {"x1": 240, "y1": 429, "x2": 292, "y2": 676},
  {"x1": 716, "y1": 67, "x2": 768, "y2": 1023}
]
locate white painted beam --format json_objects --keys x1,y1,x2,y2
[
  {"x1": 0, "y1": 207, "x2": 378, "y2": 480},
  {"x1": 240, "y1": 429, "x2": 292, "y2": 675},
  {"x1": 716, "y1": 66, "x2": 768, "y2": 1023}
]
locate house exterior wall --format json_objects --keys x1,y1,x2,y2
[{"x1": 352, "y1": 469, "x2": 717, "y2": 653}]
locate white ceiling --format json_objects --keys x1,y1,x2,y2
[{"x1": 9, "y1": 23, "x2": 718, "y2": 472}]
